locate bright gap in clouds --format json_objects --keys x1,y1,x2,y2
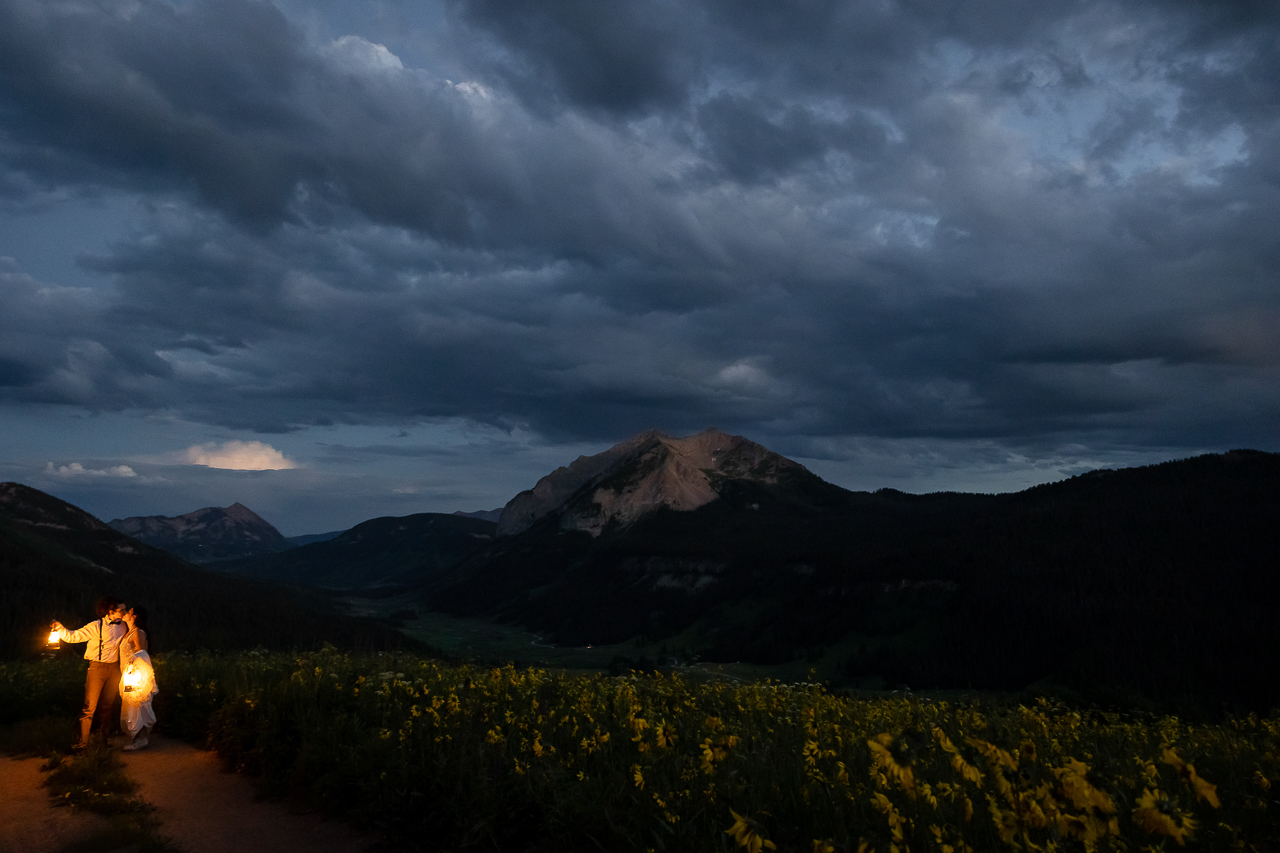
[{"x1": 182, "y1": 441, "x2": 297, "y2": 471}]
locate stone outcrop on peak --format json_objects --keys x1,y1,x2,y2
[{"x1": 497, "y1": 428, "x2": 807, "y2": 537}]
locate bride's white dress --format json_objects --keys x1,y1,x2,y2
[{"x1": 119, "y1": 632, "x2": 158, "y2": 736}]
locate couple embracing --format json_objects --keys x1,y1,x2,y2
[{"x1": 51, "y1": 596, "x2": 158, "y2": 751}]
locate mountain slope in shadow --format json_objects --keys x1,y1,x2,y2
[
  {"x1": 210, "y1": 513, "x2": 496, "y2": 590},
  {"x1": 0, "y1": 483, "x2": 406, "y2": 658},
  {"x1": 428, "y1": 436, "x2": 1280, "y2": 712}
]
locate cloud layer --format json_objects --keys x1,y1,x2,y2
[{"x1": 2, "y1": 0, "x2": 1278, "y2": 509}]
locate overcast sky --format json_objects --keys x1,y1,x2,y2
[{"x1": 2, "y1": 0, "x2": 1277, "y2": 534}]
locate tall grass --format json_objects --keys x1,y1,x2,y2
[
  {"x1": 5, "y1": 651, "x2": 1278, "y2": 851},
  {"x1": 0, "y1": 656, "x2": 86, "y2": 724}
]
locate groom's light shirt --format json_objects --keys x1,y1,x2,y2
[{"x1": 59, "y1": 618, "x2": 127, "y2": 663}]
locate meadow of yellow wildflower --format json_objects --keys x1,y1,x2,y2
[{"x1": 4, "y1": 651, "x2": 1277, "y2": 851}]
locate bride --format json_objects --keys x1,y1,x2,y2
[{"x1": 118, "y1": 607, "x2": 157, "y2": 751}]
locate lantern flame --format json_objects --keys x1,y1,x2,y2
[
  {"x1": 123, "y1": 666, "x2": 143, "y2": 692},
  {"x1": 46, "y1": 629, "x2": 60, "y2": 649}
]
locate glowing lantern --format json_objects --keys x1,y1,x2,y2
[
  {"x1": 46, "y1": 629, "x2": 60, "y2": 650},
  {"x1": 122, "y1": 665, "x2": 144, "y2": 694}
]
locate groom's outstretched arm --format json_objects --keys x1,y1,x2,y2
[{"x1": 56, "y1": 619, "x2": 101, "y2": 644}]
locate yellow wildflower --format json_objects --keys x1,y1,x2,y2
[
  {"x1": 933, "y1": 726, "x2": 982, "y2": 785},
  {"x1": 871, "y1": 791, "x2": 909, "y2": 844},
  {"x1": 631, "y1": 717, "x2": 649, "y2": 740},
  {"x1": 930, "y1": 823, "x2": 967, "y2": 853},
  {"x1": 1132, "y1": 788, "x2": 1196, "y2": 846},
  {"x1": 966, "y1": 737, "x2": 1018, "y2": 772},
  {"x1": 986, "y1": 794, "x2": 1020, "y2": 844},
  {"x1": 702, "y1": 737, "x2": 729, "y2": 774},
  {"x1": 803, "y1": 739, "x2": 822, "y2": 770},
  {"x1": 1053, "y1": 757, "x2": 1115, "y2": 814},
  {"x1": 921, "y1": 782, "x2": 938, "y2": 809},
  {"x1": 725, "y1": 809, "x2": 777, "y2": 853},
  {"x1": 868, "y1": 733, "x2": 916, "y2": 797},
  {"x1": 1161, "y1": 747, "x2": 1220, "y2": 808},
  {"x1": 1056, "y1": 812, "x2": 1118, "y2": 849}
]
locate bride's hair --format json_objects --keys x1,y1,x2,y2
[{"x1": 132, "y1": 607, "x2": 151, "y2": 652}]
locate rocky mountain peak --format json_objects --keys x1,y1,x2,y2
[
  {"x1": 497, "y1": 428, "x2": 806, "y2": 537},
  {"x1": 108, "y1": 502, "x2": 290, "y2": 563},
  {"x1": 222, "y1": 502, "x2": 258, "y2": 521}
]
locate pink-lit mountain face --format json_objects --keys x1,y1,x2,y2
[
  {"x1": 497, "y1": 428, "x2": 809, "y2": 537},
  {"x1": 109, "y1": 502, "x2": 291, "y2": 563}
]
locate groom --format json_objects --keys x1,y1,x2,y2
[{"x1": 51, "y1": 597, "x2": 128, "y2": 749}]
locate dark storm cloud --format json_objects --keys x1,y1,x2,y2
[
  {"x1": 1, "y1": 0, "x2": 1278, "y2": 468},
  {"x1": 448, "y1": 0, "x2": 698, "y2": 115},
  {"x1": 696, "y1": 93, "x2": 889, "y2": 183},
  {"x1": 1, "y1": 0, "x2": 537, "y2": 240}
]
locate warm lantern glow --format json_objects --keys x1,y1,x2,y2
[
  {"x1": 122, "y1": 666, "x2": 143, "y2": 693},
  {"x1": 46, "y1": 629, "x2": 60, "y2": 649}
]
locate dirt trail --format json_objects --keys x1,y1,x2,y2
[
  {"x1": 118, "y1": 734, "x2": 376, "y2": 853},
  {"x1": 0, "y1": 756, "x2": 113, "y2": 853}
]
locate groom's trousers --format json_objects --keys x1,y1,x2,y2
[{"x1": 80, "y1": 660, "x2": 121, "y2": 744}]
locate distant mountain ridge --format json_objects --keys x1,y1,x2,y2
[
  {"x1": 285, "y1": 530, "x2": 345, "y2": 547},
  {"x1": 454, "y1": 509, "x2": 503, "y2": 523},
  {"x1": 497, "y1": 428, "x2": 808, "y2": 536},
  {"x1": 0, "y1": 483, "x2": 405, "y2": 657},
  {"x1": 211, "y1": 512, "x2": 497, "y2": 590},
  {"x1": 109, "y1": 502, "x2": 291, "y2": 563}
]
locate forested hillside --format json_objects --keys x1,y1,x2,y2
[
  {"x1": 210, "y1": 512, "x2": 495, "y2": 590},
  {"x1": 429, "y1": 450, "x2": 1280, "y2": 711},
  {"x1": 0, "y1": 483, "x2": 408, "y2": 658}
]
